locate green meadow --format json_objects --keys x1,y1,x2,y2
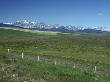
[{"x1": 0, "y1": 27, "x2": 110, "y2": 82}]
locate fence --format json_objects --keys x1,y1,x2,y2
[{"x1": 1, "y1": 48, "x2": 110, "y2": 76}]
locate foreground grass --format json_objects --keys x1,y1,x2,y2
[{"x1": 0, "y1": 53, "x2": 110, "y2": 82}]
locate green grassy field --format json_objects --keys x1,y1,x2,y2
[{"x1": 0, "y1": 27, "x2": 110, "y2": 82}]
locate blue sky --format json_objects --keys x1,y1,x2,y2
[{"x1": 0, "y1": 0, "x2": 110, "y2": 27}]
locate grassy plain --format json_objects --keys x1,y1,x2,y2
[{"x1": 0, "y1": 27, "x2": 110, "y2": 82}]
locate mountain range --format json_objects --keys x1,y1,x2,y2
[{"x1": 1, "y1": 20, "x2": 110, "y2": 33}]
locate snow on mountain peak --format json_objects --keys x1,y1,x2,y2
[{"x1": 2, "y1": 20, "x2": 110, "y2": 32}]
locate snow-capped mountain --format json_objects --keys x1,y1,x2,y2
[
  {"x1": 2, "y1": 20, "x2": 110, "y2": 32},
  {"x1": 13, "y1": 20, "x2": 59, "y2": 30},
  {"x1": 4, "y1": 23, "x2": 13, "y2": 25},
  {"x1": 12, "y1": 20, "x2": 86, "y2": 32}
]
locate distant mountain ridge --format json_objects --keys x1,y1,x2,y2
[
  {"x1": 0, "y1": 23, "x2": 22, "y2": 28},
  {"x1": 1, "y1": 20, "x2": 110, "y2": 33}
]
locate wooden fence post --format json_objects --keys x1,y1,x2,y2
[
  {"x1": 37, "y1": 56, "x2": 39, "y2": 61},
  {"x1": 54, "y1": 60, "x2": 57, "y2": 65},
  {"x1": 94, "y1": 66, "x2": 97, "y2": 73},
  {"x1": 22, "y1": 52, "x2": 24, "y2": 59},
  {"x1": 73, "y1": 63, "x2": 76, "y2": 68},
  {"x1": 8, "y1": 49, "x2": 10, "y2": 53}
]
